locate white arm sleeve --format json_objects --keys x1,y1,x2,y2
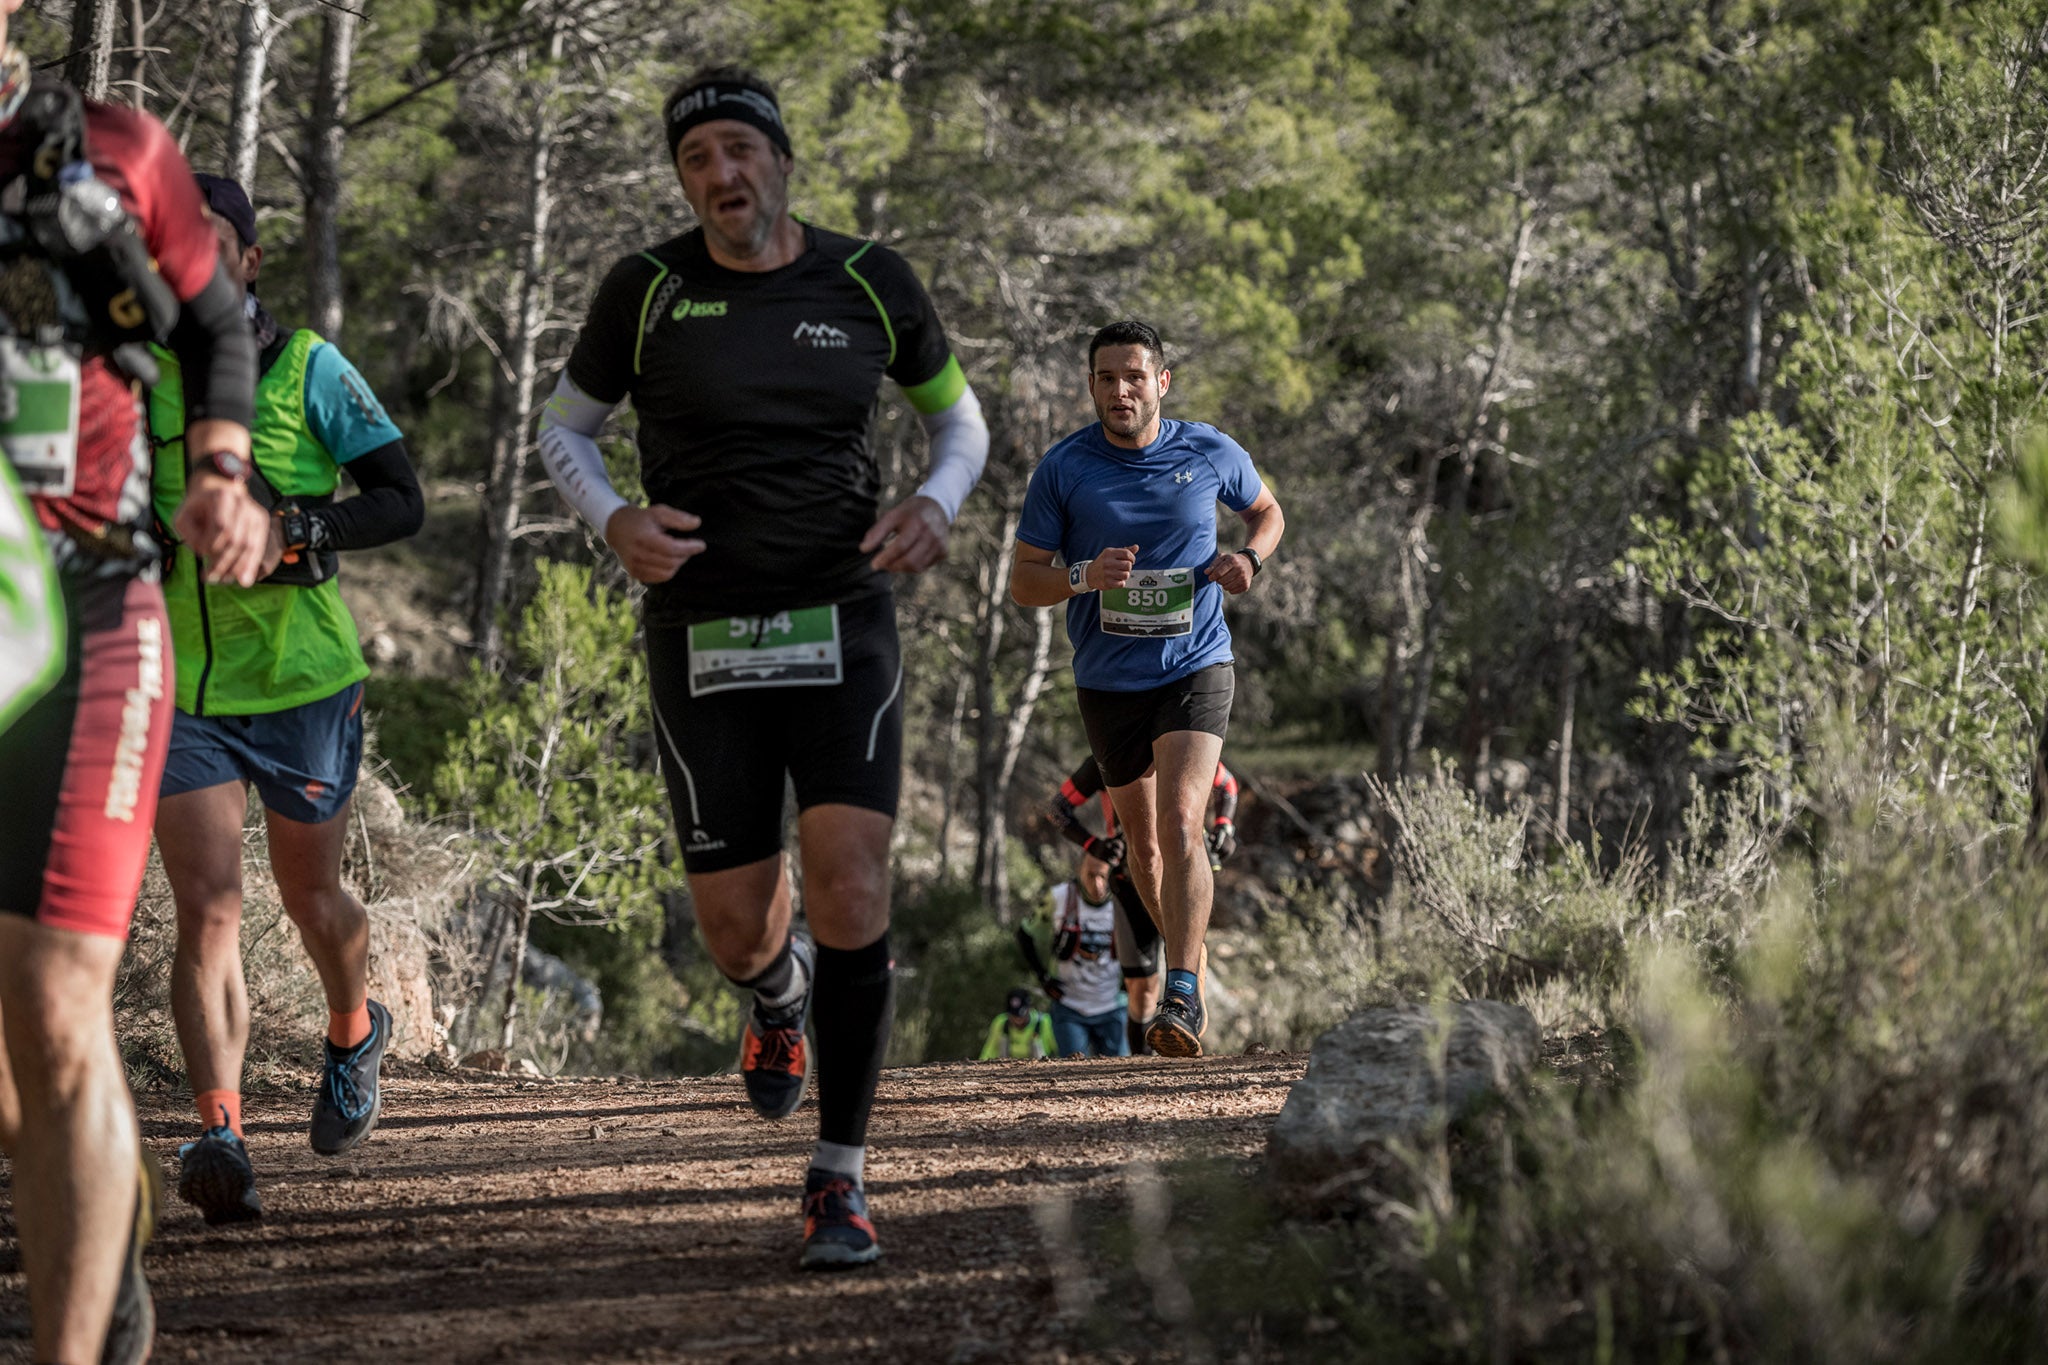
[
  {"x1": 910, "y1": 382, "x2": 989, "y2": 523},
  {"x1": 536, "y1": 372, "x2": 628, "y2": 533}
]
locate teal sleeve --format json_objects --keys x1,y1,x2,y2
[{"x1": 303, "y1": 343, "x2": 405, "y2": 463}]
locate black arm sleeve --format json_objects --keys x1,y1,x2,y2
[
  {"x1": 164, "y1": 262, "x2": 256, "y2": 434},
  {"x1": 307, "y1": 440, "x2": 424, "y2": 552},
  {"x1": 1212, "y1": 763, "x2": 1240, "y2": 824},
  {"x1": 1049, "y1": 757, "x2": 1106, "y2": 852},
  {"x1": 1014, "y1": 926, "x2": 1054, "y2": 985}
]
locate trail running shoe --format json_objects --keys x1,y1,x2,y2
[
  {"x1": 311, "y1": 998, "x2": 390, "y2": 1155},
  {"x1": 177, "y1": 1126, "x2": 263, "y2": 1226},
  {"x1": 740, "y1": 935, "x2": 814, "y2": 1120},
  {"x1": 1146, "y1": 991, "x2": 1208, "y2": 1059},
  {"x1": 799, "y1": 1168, "x2": 881, "y2": 1270},
  {"x1": 102, "y1": 1154, "x2": 160, "y2": 1364}
]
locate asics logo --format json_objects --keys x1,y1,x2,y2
[
  {"x1": 794, "y1": 321, "x2": 850, "y2": 348},
  {"x1": 687, "y1": 827, "x2": 727, "y2": 851},
  {"x1": 671, "y1": 297, "x2": 728, "y2": 320}
]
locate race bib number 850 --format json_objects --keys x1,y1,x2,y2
[{"x1": 1100, "y1": 567, "x2": 1196, "y2": 638}]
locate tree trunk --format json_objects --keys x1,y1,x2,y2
[
  {"x1": 64, "y1": 0, "x2": 119, "y2": 99},
  {"x1": 225, "y1": 0, "x2": 275, "y2": 188},
  {"x1": 474, "y1": 26, "x2": 562, "y2": 665},
  {"x1": 121, "y1": 0, "x2": 145, "y2": 107},
  {"x1": 304, "y1": 2, "x2": 358, "y2": 339},
  {"x1": 1554, "y1": 629, "x2": 1578, "y2": 840},
  {"x1": 983, "y1": 606, "x2": 1055, "y2": 918},
  {"x1": 498, "y1": 883, "x2": 535, "y2": 1050},
  {"x1": 1400, "y1": 205, "x2": 1537, "y2": 771},
  {"x1": 971, "y1": 505, "x2": 1018, "y2": 907},
  {"x1": 935, "y1": 675, "x2": 967, "y2": 880}
]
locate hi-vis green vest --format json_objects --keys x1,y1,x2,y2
[{"x1": 149, "y1": 330, "x2": 367, "y2": 716}]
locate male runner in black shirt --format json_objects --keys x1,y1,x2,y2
[{"x1": 539, "y1": 66, "x2": 988, "y2": 1270}]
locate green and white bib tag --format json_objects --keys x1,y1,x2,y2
[
  {"x1": 1100, "y1": 567, "x2": 1196, "y2": 638},
  {"x1": 0, "y1": 339, "x2": 81, "y2": 498},
  {"x1": 687, "y1": 605, "x2": 843, "y2": 695}
]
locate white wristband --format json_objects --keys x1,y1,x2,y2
[{"x1": 1068, "y1": 559, "x2": 1095, "y2": 594}]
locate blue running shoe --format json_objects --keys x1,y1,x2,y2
[
  {"x1": 799, "y1": 1167, "x2": 881, "y2": 1270},
  {"x1": 177, "y1": 1126, "x2": 262, "y2": 1226},
  {"x1": 311, "y1": 998, "x2": 390, "y2": 1155}
]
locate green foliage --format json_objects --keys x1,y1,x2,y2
[
  {"x1": 434, "y1": 560, "x2": 680, "y2": 1069},
  {"x1": 888, "y1": 879, "x2": 1022, "y2": 1064},
  {"x1": 1072, "y1": 760, "x2": 2048, "y2": 1360}
]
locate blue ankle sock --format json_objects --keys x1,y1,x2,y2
[{"x1": 1165, "y1": 968, "x2": 1199, "y2": 1001}]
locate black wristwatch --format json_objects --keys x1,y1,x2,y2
[
  {"x1": 1237, "y1": 545, "x2": 1264, "y2": 576},
  {"x1": 277, "y1": 504, "x2": 314, "y2": 555},
  {"x1": 190, "y1": 449, "x2": 251, "y2": 482}
]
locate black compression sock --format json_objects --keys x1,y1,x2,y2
[
  {"x1": 1127, "y1": 1016, "x2": 1150, "y2": 1055},
  {"x1": 810, "y1": 934, "x2": 893, "y2": 1149}
]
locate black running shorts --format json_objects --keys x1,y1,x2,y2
[
  {"x1": 1075, "y1": 662, "x2": 1234, "y2": 789},
  {"x1": 643, "y1": 591, "x2": 903, "y2": 875}
]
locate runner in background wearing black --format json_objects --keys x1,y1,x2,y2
[
  {"x1": 537, "y1": 66, "x2": 988, "y2": 1270},
  {"x1": 1012, "y1": 320, "x2": 1284, "y2": 1058},
  {"x1": 0, "y1": 9, "x2": 266, "y2": 1357},
  {"x1": 1047, "y1": 755, "x2": 1239, "y2": 1053}
]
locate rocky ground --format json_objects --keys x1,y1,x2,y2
[{"x1": 0, "y1": 1053, "x2": 1305, "y2": 1364}]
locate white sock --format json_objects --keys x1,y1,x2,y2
[
  {"x1": 757, "y1": 935, "x2": 812, "y2": 1014},
  {"x1": 812, "y1": 1140, "x2": 865, "y2": 1181}
]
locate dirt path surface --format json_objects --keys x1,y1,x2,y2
[{"x1": 1, "y1": 1054, "x2": 1305, "y2": 1363}]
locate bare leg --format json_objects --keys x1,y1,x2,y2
[
  {"x1": 0, "y1": 916, "x2": 138, "y2": 1363},
  {"x1": 794, "y1": 804, "x2": 892, "y2": 949},
  {"x1": 266, "y1": 800, "x2": 370, "y2": 1018},
  {"x1": 688, "y1": 852, "x2": 793, "y2": 979},
  {"x1": 158, "y1": 782, "x2": 253, "y2": 1100},
  {"x1": 1109, "y1": 730, "x2": 1224, "y2": 974},
  {"x1": 1125, "y1": 971, "x2": 1161, "y2": 1025}
]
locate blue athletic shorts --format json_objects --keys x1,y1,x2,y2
[{"x1": 160, "y1": 681, "x2": 364, "y2": 824}]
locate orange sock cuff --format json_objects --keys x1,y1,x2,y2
[
  {"x1": 329, "y1": 1003, "x2": 372, "y2": 1049},
  {"x1": 195, "y1": 1088, "x2": 243, "y2": 1137}
]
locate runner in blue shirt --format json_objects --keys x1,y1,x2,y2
[{"x1": 1011, "y1": 320, "x2": 1284, "y2": 1057}]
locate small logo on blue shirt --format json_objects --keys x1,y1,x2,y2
[{"x1": 1173, "y1": 469, "x2": 1194, "y2": 484}]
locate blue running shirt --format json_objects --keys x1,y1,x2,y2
[
  {"x1": 1017, "y1": 419, "x2": 1262, "y2": 692},
  {"x1": 304, "y1": 343, "x2": 404, "y2": 463}
]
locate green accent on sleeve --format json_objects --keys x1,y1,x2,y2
[
  {"x1": 633, "y1": 253, "x2": 671, "y2": 376},
  {"x1": 842, "y1": 241, "x2": 897, "y2": 368},
  {"x1": 900, "y1": 355, "x2": 966, "y2": 415}
]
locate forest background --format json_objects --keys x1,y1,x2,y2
[{"x1": 19, "y1": 0, "x2": 2048, "y2": 1356}]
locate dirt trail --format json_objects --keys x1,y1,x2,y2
[{"x1": 1, "y1": 1054, "x2": 1305, "y2": 1363}]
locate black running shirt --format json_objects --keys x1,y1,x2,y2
[{"x1": 566, "y1": 223, "x2": 963, "y2": 626}]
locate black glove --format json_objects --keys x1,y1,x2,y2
[
  {"x1": 1084, "y1": 832, "x2": 1127, "y2": 870},
  {"x1": 1044, "y1": 977, "x2": 1066, "y2": 1002},
  {"x1": 1207, "y1": 822, "x2": 1238, "y2": 864}
]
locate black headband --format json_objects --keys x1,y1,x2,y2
[{"x1": 665, "y1": 83, "x2": 792, "y2": 162}]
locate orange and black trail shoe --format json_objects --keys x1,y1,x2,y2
[
  {"x1": 740, "y1": 936, "x2": 814, "y2": 1120},
  {"x1": 800, "y1": 1168, "x2": 880, "y2": 1270}
]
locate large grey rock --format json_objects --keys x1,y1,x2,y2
[{"x1": 1269, "y1": 1000, "x2": 1538, "y2": 1186}]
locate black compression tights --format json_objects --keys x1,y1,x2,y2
[{"x1": 811, "y1": 934, "x2": 893, "y2": 1149}]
